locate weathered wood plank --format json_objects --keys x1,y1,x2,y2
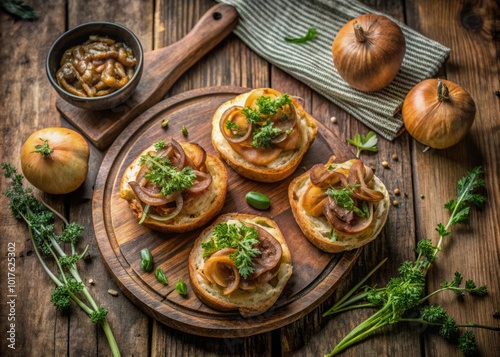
[
  {"x1": 278, "y1": 0, "x2": 422, "y2": 355},
  {"x1": 151, "y1": 0, "x2": 272, "y2": 355},
  {"x1": 0, "y1": 1, "x2": 68, "y2": 355},
  {"x1": 407, "y1": 0, "x2": 500, "y2": 356}
]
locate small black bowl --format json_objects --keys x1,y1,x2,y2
[{"x1": 46, "y1": 21, "x2": 144, "y2": 111}]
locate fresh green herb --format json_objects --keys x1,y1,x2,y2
[
  {"x1": 139, "y1": 152, "x2": 196, "y2": 196},
  {"x1": 155, "y1": 268, "x2": 168, "y2": 285},
  {"x1": 241, "y1": 94, "x2": 293, "y2": 148},
  {"x1": 161, "y1": 120, "x2": 169, "y2": 128},
  {"x1": 346, "y1": 131, "x2": 378, "y2": 158},
  {"x1": 176, "y1": 279, "x2": 187, "y2": 296},
  {"x1": 140, "y1": 248, "x2": 154, "y2": 272},
  {"x1": 2, "y1": 163, "x2": 120, "y2": 356},
  {"x1": 182, "y1": 125, "x2": 188, "y2": 137},
  {"x1": 251, "y1": 119, "x2": 282, "y2": 148},
  {"x1": 153, "y1": 140, "x2": 167, "y2": 150},
  {"x1": 284, "y1": 27, "x2": 318, "y2": 44},
  {"x1": 325, "y1": 184, "x2": 368, "y2": 218},
  {"x1": 201, "y1": 221, "x2": 261, "y2": 278},
  {"x1": 225, "y1": 120, "x2": 239, "y2": 131},
  {"x1": 0, "y1": 0, "x2": 37, "y2": 20},
  {"x1": 323, "y1": 167, "x2": 497, "y2": 357}
]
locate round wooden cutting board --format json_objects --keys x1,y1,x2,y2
[{"x1": 92, "y1": 86, "x2": 360, "y2": 338}]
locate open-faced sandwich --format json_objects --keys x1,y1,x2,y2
[
  {"x1": 188, "y1": 213, "x2": 293, "y2": 317},
  {"x1": 289, "y1": 157, "x2": 390, "y2": 253},
  {"x1": 211, "y1": 88, "x2": 318, "y2": 182},
  {"x1": 119, "y1": 138, "x2": 228, "y2": 233}
]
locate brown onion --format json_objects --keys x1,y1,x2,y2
[
  {"x1": 332, "y1": 14, "x2": 406, "y2": 92},
  {"x1": 402, "y1": 78, "x2": 476, "y2": 149}
]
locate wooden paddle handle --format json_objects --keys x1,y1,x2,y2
[{"x1": 134, "y1": 4, "x2": 240, "y2": 108}]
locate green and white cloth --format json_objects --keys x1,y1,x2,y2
[{"x1": 218, "y1": 0, "x2": 450, "y2": 140}]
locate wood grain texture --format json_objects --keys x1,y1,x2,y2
[
  {"x1": 56, "y1": 3, "x2": 239, "y2": 150},
  {"x1": 407, "y1": 1, "x2": 500, "y2": 356},
  {"x1": 1, "y1": 0, "x2": 499, "y2": 356},
  {"x1": 92, "y1": 86, "x2": 361, "y2": 337}
]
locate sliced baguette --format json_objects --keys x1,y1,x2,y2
[
  {"x1": 188, "y1": 213, "x2": 293, "y2": 317},
  {"x1": 289, "y1": 159, "x2": 390, "y2": 253},
  {"x1": 211, "y1": 88, "x2": 317, "y2": 182},
  {"x1": 119, "y1": 141, "x2": 228, "y2": 233}
]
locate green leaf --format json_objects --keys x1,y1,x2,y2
[
  {"x1": 284, "y1": 27, "x2": 318, "y2": 44},
  {"x1": 1, "y1": 0, "x2": 37, "y2": 20},
  {"x1": 346, "y1": 131, "x2": 378, "y2": 158}
]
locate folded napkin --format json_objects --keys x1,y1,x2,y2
[{"x1": 217, "y1": 0, "x2": 450, "y2": 140}]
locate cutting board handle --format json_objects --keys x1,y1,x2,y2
[
  {"x1": 56, "y1": 3, "x2": 240, "y2": 150},
  {"x1": 139, "y1": 4, "x2": 240, "y2": 106}
]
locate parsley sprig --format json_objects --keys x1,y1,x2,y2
[
  {"x1": 139, "y1": 142, "x2": 196, "y2": 196},
  {"x1": 346, "y1": 131, "x2": 378, "y2": 158},
  {"x1": 2, "y1": 163, "x2": 120, "y2": 356},
  {"x1": 241, "y1": 94, "x2": 293, "y2": 148},
  {"x1": 323, "y1": 167, "x2": 498, "y2": 356},
  {"x1": 326, "y1": 184, "x2": 369, "y2": 218},
  {"x1": 201, "y1": 221, "x2": 261, "y2": 279}
]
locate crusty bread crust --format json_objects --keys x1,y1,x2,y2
[
  {"x1": 288, "y1": 159, "x2": 390, "y2": 253},
  {"x1": 119, "y1": 142, "x2": 228, "y2": 233},
  {"x1": 211, "y1": 89, "x2": 318, "y2": 182},
  {"x1": 188, "y1": 213, "x2": 293, "y2": 317}
]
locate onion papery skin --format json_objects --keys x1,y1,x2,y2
[
  {"x1": 332, "y1": 14, "x2": 406, "y2": 92},
  {"x1": 20, "y1": 127, "x2": 89, "y2": 194},
  {"x1": 402, "y1": 78, "x2": 476, "y2": 149}
]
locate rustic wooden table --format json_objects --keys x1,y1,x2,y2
[{"x1": 1, "y1": 0, "x2": 499, "y2": 356}]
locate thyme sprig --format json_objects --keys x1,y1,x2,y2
[{"x1": 2, "y1": 163, "x2": 120, "y2": 356}]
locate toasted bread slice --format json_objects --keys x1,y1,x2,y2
[
  {"x1": 189, "y1": 213, "x2": 293, "y2": 317},
  {"x1": 211, "y1": 88, "x2": 317, "y2": 182},
  {"x1": 289, "y1": 159, "x2": 390, "y2": 252},
  {"x1": 119, "y1": 141, "x2": 228, "y2": 233}
]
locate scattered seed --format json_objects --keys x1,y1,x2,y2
[
  {"x1": 391, "y1": 154, "x2": 398, "y2": 161},
  {"x1": 88, "y1": 279, "x2": 95, "y2": 285},
  {"x1": 420, "y1": 194, "x2": 425, "y2": 199},
  {"x1": 381, "y1": 161, "x2": 390, "y2": 168},
  {"x1": 107, "y1": 289, "x2": 119, "y2": 297},
  {"x1": 393, "y1": 188, "x2": 400, "y2": 195},
  {"x1": 330, "y1": 116, "x2": 337, "y2": 124},
  {"x1": 392, "y1": 200, "x2": 399, "y2": 207},
  {"x1": 182, "y1": 125, "x2": 188, "y2": 137},
  {"x1": 495, "y1": 90, "x2": 500, "y2": 98},
  {"x1": 493, "y1": 311, "x2": 500, "y2": 319},
  {"x1": 161, "y1": 119, "x2": 169, "y2": 128}
]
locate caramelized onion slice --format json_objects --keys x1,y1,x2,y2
[
  {"x1": 168, "y1": 139, "x2": 187, "y2": 169},
  {"x1": 185, "y1": 170, "x2": 212, "y2": 194},
  {"x1": 348, "y1": 160, "x2": 384, "y2": 202},
  {"x1": 146, "y1": 192, "x2": 184, "y2": 222},
  {"x1": 323, "y1": 196, "x2": 374, "y2": 234},
  {"x1": 270, "y1": 102, "x2": 297, "y2": 144},
  {"x1": 203, "y1": 248, "x2": 240, "y2": 295},
  {"x1": 219, "y1": 106, "x2": 253, "y2": 144},
  {"x1": 129, "y1": 181, "x2": 171, "y2": 206}
]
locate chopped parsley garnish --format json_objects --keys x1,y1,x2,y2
[
  {"x1": 201, "y1": 221, "x2": 261, "y2": 279},
  {"x1": 139, "y1": 141, "x2": 196, "y2": 196},
  {"x1": 326, "y1": 184, "x2": 369, "y2": 218},
  {"x1": 241, "y1": 93, "x2": 293, "y2": 148}
]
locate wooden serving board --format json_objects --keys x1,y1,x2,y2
[
  {"x1": 92, "y1": 86, "x2": 360, "y2": 338},
  {"x1": 56, "y1": 3, "x2": 239, "y2": 150}
]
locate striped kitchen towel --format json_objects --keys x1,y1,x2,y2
[{"x1": 217, "y1": 0, "x2": 450, "y2": 140}]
